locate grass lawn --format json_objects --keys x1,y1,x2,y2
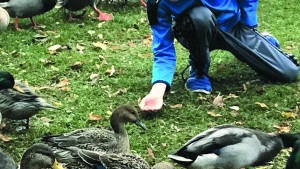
[{"x1": 1, "y1": 0, "x2": 300, "y2": 168}]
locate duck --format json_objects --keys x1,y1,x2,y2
[
  {"x1": 0, "y1": 0, "x2": 57, "y2": 31},
  {"x1": 0, "y1": 149, "x2": 17, "y2": 169},
  {"x1": 57, "y1": 0, "x2": 113, "y2": 21},
  {"x1": 20, "y1": 143, "x2": 65, "y2": 169},
  {"x1": 0, "y1": 70, "x2": 57, "y2": 129},
  {"x1": 168, "y1": 124, "x2": 300, "y2": 169},
  {"x1": 57, "y1": 148, "x2": 175, "y2": 169},
  {"x1": 0, "y1": 7, "x2": 9, "y2": 31},
  {"x1": 42, "y1": 104, "x2": 147, "y2": 154},
  {"x1": 285, "y1": 139, "x2": 300, "y2": 169},
  {"x1": 0, "y1": 143, "x2": 64, "y2": 169}
]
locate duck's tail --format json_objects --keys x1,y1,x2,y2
[{"x1": 0, "y1": 2, "x2": 9, "y2": 8}]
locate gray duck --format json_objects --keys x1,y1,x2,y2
[
  {"x1": 42, "y1": 104, "x2": 146, "y2": 154},
  {"x1": 0, "y1": 0, "x2": 57, "y2": 30},
  {"x1": 168, "y1": 124, "x2": 300, "y2": 169},
  {"x1": 58, "y1": 0, "x2": 112, "y2": 21},
  {"x1": 0, "y1": 70, "x2": 57, "y2": 129},
  {"x1": 0, "y1": 7, "x2": 9, "y2": 30}
]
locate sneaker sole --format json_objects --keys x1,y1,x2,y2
[{"x1": 185, "y1": 84, "x2": 211, "y2": 94}]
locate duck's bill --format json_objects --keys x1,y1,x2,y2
[
  {"x1": 52, "y1": 159, "x2": 65, "y2": 169},
  {"x1": 135, "y1": 120, "x2": 147, "y2": 130},
  {"x1": 13, "y1": 84, "x2": 24, "y2": 93}
]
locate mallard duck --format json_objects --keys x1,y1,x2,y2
[
  {"x1": 0, "y1": 70, "x2": 57, "y2": 129},
  {"x1": 0, "y1": 0, "x2": 57, "y2": 30},
  {"x1": 0, "y1": 150, "x2": 17, "y2": 169},
  {"x1": 0, "y1": 143, "x2": 64, "y2": 169},
  {"x1": 0, "y1": 7, "x2": 9, "y2": 31},
  {"x1": 285, "y1": 139, "x2": 300, "y2": 169},
  {"x1": 42, "y1": 104, "x2": 146, "y2": 154},
  {"x1": 168, "y1": 124, "x2": 300, "y2": 169},
  {"x1": 20, "y1": 143, "x2": 65, "y2": 169}
]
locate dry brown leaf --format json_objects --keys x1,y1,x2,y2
[
  {"x1": 50, "y1": 65, "x2": 59, "y2": 71},
  {"x1": 213, "y1": 94, "x2": 224, "y2": 107},
  {"x1": 243, "y1": 83, "x2": 247, "y2": 92},
  {"x1": 147, "y1": 148, "x2": 155, "y2": 159},
  {"x1": 162, "y1": 143, "x2": 167, "y2": 147},
  {"x1": 255, "y1": 102, "x2": 268, "y2": 108},
  {"x1": 143, "y1": 53, "x2": 153, "y2": 57},
  {"x1": 0, "y1": 134, "x2": 10, "y2": 142},
  {"x1": 56, "y1": 79, "x2": 69, "y2": 88},
  {"x1": 105, "y1": 66, "x2": 115, "y2": 76},
  {"x1": 169, "y1": 104, "x2": 182, "y2": 109},
  {"x1": 76, "y1": 43, "x2": 85, "y2": 53},
  {"x1": 128, "y1": 41, "x2": 135, "y2": 47},
  {"x1": 48, "y1": 44, "x2": 62, "y2": 54},
  {"x1": 207, "y1": 111, "x2": 222, "y2": 117},
  {"x1": 87, "y1": 30, "x2": 95, "y2": 35},
  {"x1": 89, "y1": 112, "x2": 102, "y2": 121},
  {"x1": 235, "y1": 121, "x2": 243, "y2": 125},
  {"x1": 229, "y1": 106, "x2": 239, "y2": 111},
  {"x1": 281, "y1": 112, "x2": 296, "y2": 118},
  {"x1": 224, "y1": 93, "x2": 239, "y2": 99},
  {"x1": 274, "y1": 125, "x2": 290, "y2": 133}
]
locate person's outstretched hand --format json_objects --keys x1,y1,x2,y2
[
  {"x1": 139, "y1": 83, "x2": 166, "y2": 112},
  {"x1": 139, "y1": 93, "x2": 163, "y2": 111}
]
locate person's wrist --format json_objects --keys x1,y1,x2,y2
[{"x1": 150, "y1": 82, "x2": 167, "y2": 97}]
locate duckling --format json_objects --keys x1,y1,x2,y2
[
  {"x1": 42, "y1": 104, "x2": 146, "y2": 154},
  {"x1": 0, "y1": 70, "x2": 57, "y2": 129},
  {"x1": 20, "y1": 143, "x2": 65, "y2": 169},
  {"x1": 0, "y1": 150, "x2": 17, "y2": 169},
  {"x1": 168, "y1": 124, "x2": 300, "y2": 169},
  {"x1": 285, "y1": 139, "x2": 300, "y2": 169}
]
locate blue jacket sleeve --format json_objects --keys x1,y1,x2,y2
[
  {"x1": 237, "y1": 0, "x2": 258, "y2": 28},
  {"x1": 151, "y1": 21, "x2": 176, "y2": 88}
]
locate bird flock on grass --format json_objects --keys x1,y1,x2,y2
[
  {"x1": 1, "y1": 70, "x2": 300, "y2": 168},
  {"x1": 0, "y1": 0, "x2": 300, "y2": 168},
  {"x1": 0, "y1": 0, "x2": 146, "y2": 30}
]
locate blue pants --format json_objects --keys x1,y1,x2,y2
[{"x1": 174, "y1": 6, "x2": 299, "y2": 82}]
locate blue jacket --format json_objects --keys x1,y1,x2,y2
[{"x1": 147, "y1": 0, "x2": 258, "y2": 88}]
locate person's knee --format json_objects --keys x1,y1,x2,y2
[{"x1": 187, "y1": 6, "x2": 216, "y2": 31}]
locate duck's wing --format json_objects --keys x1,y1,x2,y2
[
  {"x1": 42, "y1": 128, "x2": 118, "y2": 152},
  {"x1": 168, "y1": 126, "x2": 252, "y2": 165},
  {"x1": 78, "y1": 149, "x2": 150, "y2": 169}
]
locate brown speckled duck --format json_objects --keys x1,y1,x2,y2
[{"x1": 42, "y1": 104, "x2": 146, "y2": 154}]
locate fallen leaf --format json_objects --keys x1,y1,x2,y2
[
  {"x1": 243, "y1": 83, "x2": 247, "y2": 92},
  {"x1": 0, "y1": 134, "x2": 10, "y2": 142},
  {"x1": 213, "y1": 94, "x2": 224, "y2": 107},
  {"x1": 76, "y1": 43, "x2": 85, "y2": 53},
  {"x1": 97, "y1": 34, "x2": 103, "y2": 39},
  {"x1": 105, "y1": 65, "x2": 115, "y2": 76},
  {"x1": 70, "y1": 61, "x2": 83, "y2": 70},
  {"x1": 92, "y1": 42, "x2": 107, "y2": 50},
  {"x1": 229, "y1": 106, "x2": 239, "y2": 111},
  {"x1": 169, "y1": 104, "x2": 182, "y2": 109},
  {"x1": 224, "y1": 93, "x2": 239, "y2": 99},
  {"x1": 40, "y1": 117, "x2": 52, "y2": 126},
  {"x1": 48, "y1": 44, "x2": 62, "y2": 54},
  {"x1": 255, "y1": 102, "x2": 268, "y2": 108},
  {"x1": 235, "y1": 121, "x2": 243, "y2": 125},
  {"x1": 111, "y1": 46, "x2": 120, "y2": 50},
  {"x1": 207, "y1": 111, "x2": 222, "y2": 117},
  {"x1": 274, "y1": 125, "x2": 290, "y2": 133},
  {"x1": 87, "y1": 30, "x2": 95, "y2": 35},
  {"x1": 89, "y1": 112, "x2": 102, "y2": 121},
  {"x1": 54, "y1": 102, "x2": 63, "y2": 106},
  {"x1": 106, "y1": 111, "x2": 112, "y2": 115},
  {"x1": 147, "y1": 148, "x2": 155, "y2": 159},
  {"x1": 50, "y1": 65, "x2": 59, "y2": 71},
  {"x1": 162, "y1": 143, "x2": 167, "y2": 147},
  {"x1": 281, "y1": 112, "x2": 296, "y2": 118},
  {"x1": 90, "y1": 73, "x2": 99, "y2": 80},
  {"x1": 56, "y1": 79, "x2": 69, "y2": 88}
]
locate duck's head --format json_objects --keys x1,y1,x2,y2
[
  {"x1": 110, "y1": 105, "x2": 147, "y2": 130},
  {"x1": 0, "y1": 71, "x2": 24, "y2": 93},
  {"x1": 20, "y1": 143, "x2": 65, "y2": 169}
]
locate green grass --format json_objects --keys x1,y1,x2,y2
[{"x1": 1, "y1": 0, "x2": 300, "y2": 168}]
